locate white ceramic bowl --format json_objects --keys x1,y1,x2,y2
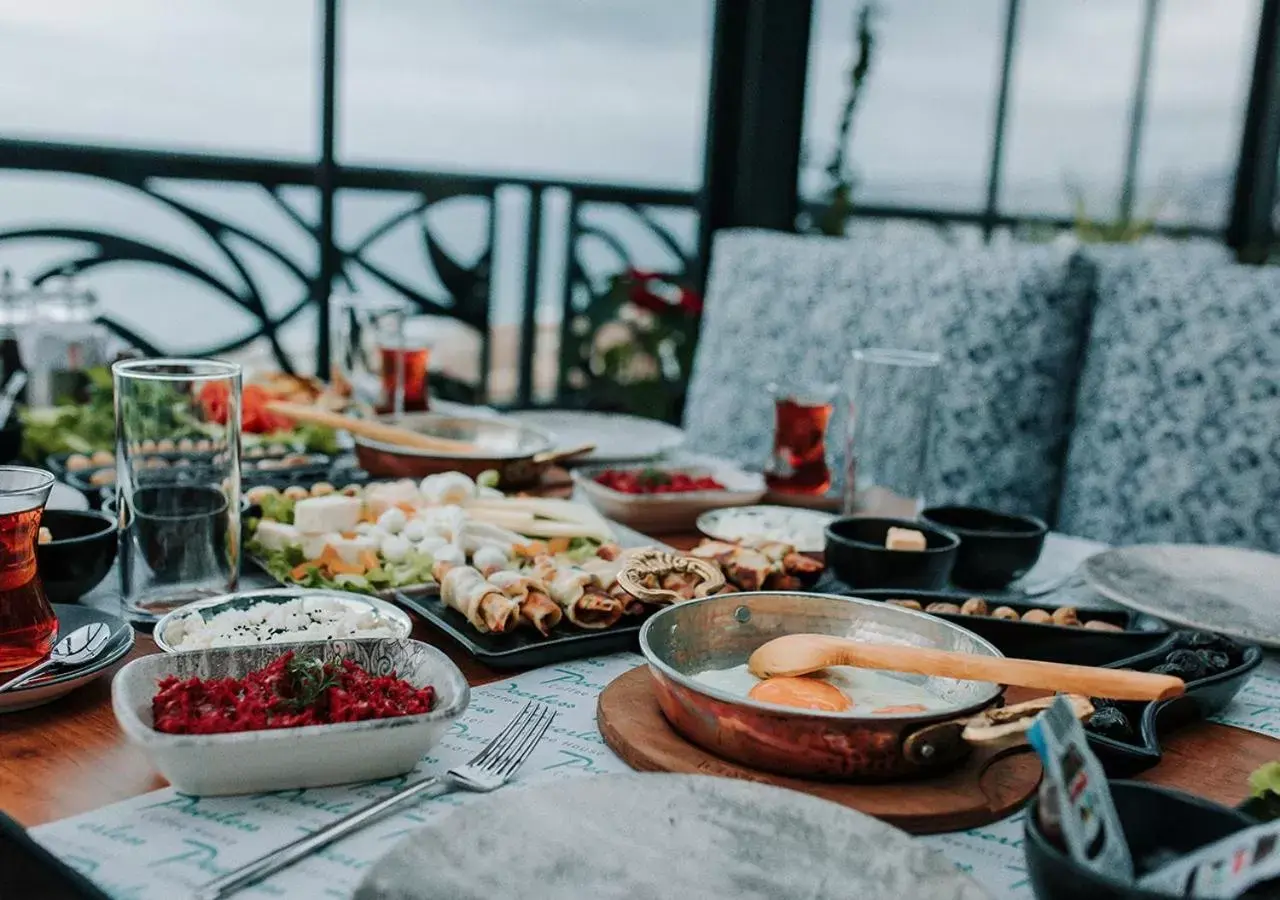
[
  {"x1": 112, "y1": 638, "x2": 469, "y2": 796},
  {"x1": 571, "y1": 461, "x2": 766, "y2": 533},
  {"x1": 152, "y1": 588, "x2": 414, "y2": 653}
]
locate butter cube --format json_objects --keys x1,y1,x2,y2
[{"x1": 885, "y1": 527, "x2": 927, "y2": 551}]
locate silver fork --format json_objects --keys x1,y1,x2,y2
[{"x1": 194, "y1": 701, "x2": 556, "y2": 900}]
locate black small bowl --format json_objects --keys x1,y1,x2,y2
[
  {"x1": 1025, "y1": 781, "x2": 1259, "y2": 900},
  {"x1": 920, "y1": 505, "x2": 1048, "y2": 589},
  {"x1": 37, "y1": 509, "x2": 117, "y2": 602},
  {"x1": 823, "y1": 516, "x2": 959, "y2": 590}
]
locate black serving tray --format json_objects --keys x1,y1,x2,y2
[
  {"x1": 826, "y1": 587, "x2": 1164, "y2": 646},
  {"x1": 63, "y1": 454, "x2": 368, "y2": 509},
  {"x1": 395, "y1": 591, "x2": 647, "y2": 669}
]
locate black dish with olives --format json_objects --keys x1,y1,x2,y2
[{"x1": 1082, "y1": 630, "x2": 1262, "y2": 777}]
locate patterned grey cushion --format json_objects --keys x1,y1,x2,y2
[
  {"x1": 682, "y1": 228, "x2": 1095, "y2": 520},
  {"x1": 1057, "y1": 251, "x2": 1280, "y2": 550}
]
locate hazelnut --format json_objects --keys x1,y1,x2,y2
[
  {"x1": 245, "y1": 486, "x2": 280, "y2": 505},
  {"x1": 1051, "y1": 606, "x2": 1081, "y2": 627},
  {"x1": 991, "y1": 606, "x2": 1020, "y2": 620},
  {"x1": 65, "y1": 453, "x2": 92, "y2": 471},
  {"x1": 310, "y1": 482, "x2": 335, "y2": 497},
  {"x1": 1084, "y1": 619, "x2": 1123, "y2": 632},
  {"x1": 283, "y1": 486, "x2": 309, "y2": 501},
  {"x1": 886, "y1": 599, "x2": 923, "y2": 611},
  {"x1": 156, "y1": 439, "x2": 176, "y2": 452},
  {"x1": 925, "y1": 601, "x2": 962, "y2": 614},
  {"x1": 960, "y1": 597, "x2": 990, "y2": 617},
  {"x1": 1021, "y1": 608, "x2": 1052, "y2": 624},
  {"x1": 340, "y1": 484, "x2": 363, "y2": 497},
  {"x1": 90, "y1": 450, "x2": 114, "y2": 466}
]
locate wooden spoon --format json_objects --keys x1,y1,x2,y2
[
  {"x1": 531, "y1": 443, "x2": 596, "y2": 466},
  {"x1": 265, "y1": 400, "x2": 480, "y2": 454},
  {"x1": 747, "y1": 633, "x2": 1185, "y2": 702}
]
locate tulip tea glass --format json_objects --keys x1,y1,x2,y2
[
  {"x1": 114, "y1": 359, "x2": 242, "y2": 622},
  {"x1": 843, "y1": 348, "x2": 942, "y2": 516},
  {"x1": 765, "y1": 382, "x2": 838, "y2": 496},
  {"x1": 330, "y1": 293, "x2": 431, "y2": 417},
  {"x1": 0, "y1": 466, "x2": 56, "y2": 672}
]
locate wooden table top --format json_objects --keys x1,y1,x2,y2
[{"x1": 2, "y1": 529, "x2": 1276, "y2": 830}]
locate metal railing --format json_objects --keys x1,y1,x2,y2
[
  {"x1": 0, "y1": 0, "x2": 1270, "y2": 411},
  {"x1": 0, "y1": 137, "x2": 697, "y2": 407}
]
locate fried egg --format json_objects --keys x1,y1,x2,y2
[{"x1": 691, "y1": 663, "x2": 944, "y2": 715}]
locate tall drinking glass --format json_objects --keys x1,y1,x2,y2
[
  {"x1": 843, "y1": 348, "x2": 942, "y2": 516},
  {"x1": 114, "y1": 359, "x2": 242, "y2": 621},
  {"x1": 330, "y1": 293, "x2": 431, "y2": 417},
  {"x1": 0, "y1": 466, "x2": 56, "y2": 672}
]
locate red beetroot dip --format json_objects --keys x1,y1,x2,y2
[{"x1": 151, "y1": 651, "x2": 436, "y2": 735}]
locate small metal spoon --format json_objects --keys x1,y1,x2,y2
[{"x1": 0, "y1": 623, "x2": 114, "y2": 693}]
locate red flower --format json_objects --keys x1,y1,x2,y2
[
  {"x1": 623, "y1": 271, "x2": 702, "y2": 318},
  {"x1": 676, "y1": 286, "x2": 703, "y2": 315}
]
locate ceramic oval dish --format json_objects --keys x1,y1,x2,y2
[
  {"x1": 112, "y1": 638, "x2": 469, "y2": 795},
  {"x1": 571, "y1": 461, "x2": 765, "y2": 532},
  {"x1": 697, "y1": 505, "x2": 836, "y2": 553},
  {"x1": 152, "y1": 588, "x2": 413, "y2": 653}
]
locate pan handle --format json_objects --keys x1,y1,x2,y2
[{"x1": 901, "y1": 695, "x2": 1095, "y2": 766}]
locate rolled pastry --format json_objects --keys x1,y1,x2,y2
[
  {"x1": 545, "y1": 566, "x2": 624, "y2": 630},
  {"x1": 439, "y1": 564, "x2": 519, "y2": 633},
  {"x1": 488, "y1": 570, "x2": 563, "y2": 637}
]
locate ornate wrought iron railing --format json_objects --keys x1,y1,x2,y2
[{"x1": 0, "y1": 137, "x2": 697, "y2": 407}]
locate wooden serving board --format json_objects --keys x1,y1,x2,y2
[
  {"x1": 598, "y1": 667, "x2": 1280, "y2": 834},
  {"x1": 597, "y1": 665, "x2": 1042, "y2": 834}
]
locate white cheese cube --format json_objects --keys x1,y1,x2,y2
[
  {"x1": 326, "y1": 534, "x2": 380, "y2": 565},
  {"x1": 293, "y1": 495, "x2": 362, "y2": 535},
  {"x1": 885, "y1": 527, "x2": 928, "y2": 552},
  {"x1": 254, "y1": 520, "x2": 301, "y2": 552},
  {"x1": 302, "y1": 531, "x2": 341, "y2": 560},
  {"x1": 364, "y1": 481, "x2": 422, "y2": 518}
]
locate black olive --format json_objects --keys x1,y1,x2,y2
[
  {"x1": 1176, "y1": 631, "x2": 1221, "y2": 650},
  {"x1": 1193, "y1": 648, "x2": 1232, "y2": 674},
  {"x1": 1090, "y1": 697, "x2": 1117, "y2": 710},
  {"x1": 1151, "y1": 662, "x2": 1180, "y2": 676},
  {"x1": 1161, "y1": 649, "x2": 1208, "y2": 681},
  {"x1": 1175, "y1": 631, "x2": 1242, "y2": 660},
  {"x1": 1086, "y1": 706, "x2": 1134, "y2": 741}
]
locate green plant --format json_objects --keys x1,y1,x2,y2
[
  {"x1": 557, "y1": 270, "x2": 702, "y2": 423},
  {"x1": 1066, "y1": 180, "x2": 1162, "y2": 244},
  {"x1": 817, "y1": 2, "x2": 880, "y2": 237}
]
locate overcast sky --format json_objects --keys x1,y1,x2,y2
[
  {"x1": 0, "y1": 0, "x2": 1261, "y2": 359},
  {"x1": 0, "y1": 0, "x2": 1258, "y2": 213}
]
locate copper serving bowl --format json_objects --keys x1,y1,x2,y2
[
  {"x1": 353, "y1": 413, "x2": 557, "y2": 487},
  {"x1": 638, "y1": 591, "x2": 1007, "y2": 781}
]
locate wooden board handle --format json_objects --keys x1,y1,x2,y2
[{"x1": 265, "y1": 400, "x2": 479, "y2": 454}]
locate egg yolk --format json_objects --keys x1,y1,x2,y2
[{"x1": 748, "y1": 676, "x2": 852, "y2": 712}]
